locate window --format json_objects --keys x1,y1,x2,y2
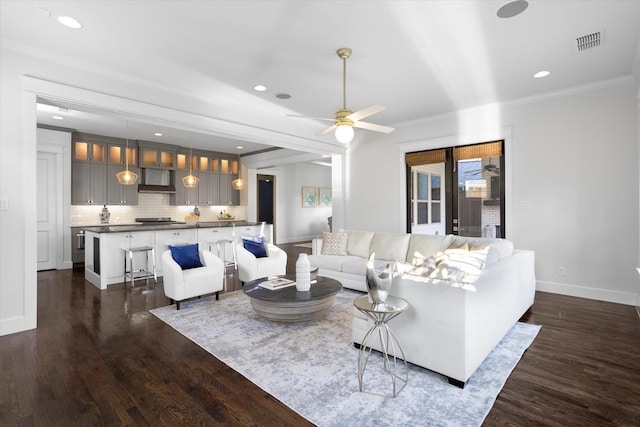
[{"x1": 414, "y1": 171, "x2": 442, "y2": 225}]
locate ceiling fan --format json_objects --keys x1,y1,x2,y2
[{"x1": 288, "y1": 47, "x2": 395, "y2": 143}]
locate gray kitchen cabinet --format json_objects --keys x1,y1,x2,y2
[
  {"x1": 219, "y1": 173, "x2": 239, "y2": 206},
  {"x1": 107, "y1": 164, "x2": 139, "y2": 205},
  {"x1": 138, "y1": 141, "x2": 178, "y2": 169},
  {"x1": 172, "y1": 169, "x2": 198, "y2": 205},
  {"x1": 73, "y1": 140, "x2": 106, "y2": 163},
  {"x1": 197, "y1": 172, "x2": 220, "y2": 206},
  {"x1": 72, "y1": 162, "x2": 107, "y2": 205}
]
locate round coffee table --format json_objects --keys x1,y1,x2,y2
[{"x1": 243, "y1": 274, "x2": 342, "y2": 322}]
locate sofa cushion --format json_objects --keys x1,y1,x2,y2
[
  {"x1": 308, "y1": 254, "x2": 353, "y2": 271},
  {"x1": 321, "y1": 231, "x2": 348, "y2": 255},
  {"x1": 341, "y1": 257, "x2": 369, "y2": 275},
  {"x1": 406, "y1": 234, "x2": 453, "y2": 264},
  {"x1": 370, "y1": 232, "x2": 411, "y2": 262},
  {"x1": 346, "y1": 230, "x2": 375, "y2": 258}
]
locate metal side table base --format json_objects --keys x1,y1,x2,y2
[{"x1": 354, "y1": 295, "x2": 409, "y2": 398}]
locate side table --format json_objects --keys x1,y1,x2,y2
[{"x1": 353, "y1": 295, "x2": 409, "y2": 398}]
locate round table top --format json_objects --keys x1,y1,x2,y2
[
  {"x1": 353, "y1": 295, "x2": 409, "y2": 314},
  {"x1": 243, "y1": 274, "x2": 342, "y2": 302}
]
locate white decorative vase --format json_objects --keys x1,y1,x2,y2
[
  {"x1": 99, "y1": 205, "x2": 110, "y2": 224},
  {"x1": 295, "y1": 253, "x2": 311, "y2": 291}
]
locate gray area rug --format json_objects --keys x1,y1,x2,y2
[{"x1": 150, "y1": 289, "x2": 540, "y2": 426}]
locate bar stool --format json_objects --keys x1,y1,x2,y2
[
  {"x1": 123, "y1": 245, "x2": 157, "y2": 288},
  {"x1": 207, "y1": 224, "x2": 237, "y2": 271},
  {"x1": 208, "y1": 239, "x2": 237, "y2": 270}
]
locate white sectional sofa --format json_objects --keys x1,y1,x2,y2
[{"x1": 308, "y1": 230, "x2": 536, "y2": 387}]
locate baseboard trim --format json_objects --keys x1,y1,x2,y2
[
  {"x1": 0, "y1": 315, "x2": 37, "y2": 336},
  {"x1": 536, "y1": 281, "x2": 636, "y2": 306}
]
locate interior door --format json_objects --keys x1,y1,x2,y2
[
  {"x1": 37, "y1": 152, "x2": 57, "y2": 270},
  {"x1": 257, "y1": 174, "x2": 275, "y2": 242}
]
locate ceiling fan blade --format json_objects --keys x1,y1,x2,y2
[
  {"x1": 353, "y1": 121, "x2": 395, "y2": 134},
  {"x1": 346, "y1": 104, "x2": 386, "y2": 122},
  {"x1": 319, "y1": 124, "x2": 337, "y2": 136},
  {"x1": 287, "y1": 114, "x2": 337, "y2": 122}
]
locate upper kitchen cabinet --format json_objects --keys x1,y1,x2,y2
[
  {"x1": 219, "y1": 158, "x2": 238, "y2": 175},
  {"x1": 107, "y1": 164, "x2": 139, "y2": 205},
  {"x1": 73, "y1": 140, "x2": 106, "y2": 163},
  {"x1": 108, "y1": 143, "x2": 137, "y2": 167},
  {"x1": 72, "y1": 133, "x2": 109, "y2": 205},
  {"x1": 138, "y1": 141, "x2": 178, "y2": 169},
  {"x1": 219, "y1": 158, "x2": 240, "y2": 205},
  {"x1": 72, "y1": 162, "x2": 107, "y2": 205}
]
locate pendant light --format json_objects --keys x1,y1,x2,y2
[
  {"x1": 116, "y1": 120, "x2": 138, "y2": 185},
  {"x1": 182, "y1": 136, "x2": 199, "y2": 188},
  {"x1": 232, "y1": 178, "x2": 245, "y2": 190}
]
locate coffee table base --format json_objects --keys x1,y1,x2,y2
[{"x1": 249, "y1": 294, "x2": 337, "y2": 323}]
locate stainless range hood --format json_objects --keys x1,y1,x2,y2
[{"x1": 138, "y1": 169, "x2": 176, "y2": 193}]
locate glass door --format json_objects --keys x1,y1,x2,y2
[
  {"x1": 452, "y1": 142, "x2": 504, "y2": 238},
  {"x1": 406, "y1": 140, "x2": 505, "y2": 238}
]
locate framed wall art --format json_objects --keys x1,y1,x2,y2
[
  {"x1": 318, "y1": 187, "x2": 332, "y2": 207},
  {"x1": 301, "y1": 186, "x2": 318, "y2": 207}
]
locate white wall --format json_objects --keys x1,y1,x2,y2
[
  {"x1": 343, "y1": 80, "x2": 639, "y2": 306},
  {"x1": 1, "y1": 50, "x2": 37, "y2": 334},
  {"x1": 265, "y1": 162, "x2": 332, "y2": 244}
]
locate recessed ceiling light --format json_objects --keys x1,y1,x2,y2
[
  {"x1": 276, "y1": 93, "x2": 291, "y2": 100},
  {"x1": 57, "y1": 16, "x2": 82, "y2": 29},
  {"x1": 52, "y1": 115, "x2": 64, "y2": 120},
  {"x1": 254, "y1": 85, "x2": 267, "y2": 92},
  {"x1": 534, "y1": 70, "x2": 550, "y2": 78},
  {"x1": 497, "y1": 0, "x2": 528, "y2": 19},
  {"x1": 154, "y1": 132, "x2": 163, "y2": 137},
  {"x1": 236, "y1": 145, "x2": 244, "y2": 150}
]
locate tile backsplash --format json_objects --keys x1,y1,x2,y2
[{"x1": 71, "y1": 193, "x2": 246, "y2": 225}]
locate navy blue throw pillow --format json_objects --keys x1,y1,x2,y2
[
  {"x1": 169, "y1": 243, "x2": 203, "y2": 270},
  {"x1": 243, "y1": 236, "x2": 268, "y2": 258}
]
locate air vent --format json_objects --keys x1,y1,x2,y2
[{"x1": 575, "y1": 31, "x2": 603, "y2": 53}]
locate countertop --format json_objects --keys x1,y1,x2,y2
[{"x1": 79, "y1": 221, "x2": 263, "y2": 233}]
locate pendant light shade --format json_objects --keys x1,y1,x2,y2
[
  {"x1": 182, "y1": 173, "x2": 199, "y2": 188},
  {"x1": 116, "y1": 121, "x2": 138, "y2": 185},
  {"x1": 116, "y1": 169, "x2": 138, "y2": 185},
  {"x1": 182, "y1": 144, "x2": 199, "y2": 188},
  {"x1": 232, "y1": 178, "x2": 245, "y2": 190}
]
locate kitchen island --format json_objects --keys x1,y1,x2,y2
[{"x1": 83, "y1": 221, "x2": 271, "y2": 289}]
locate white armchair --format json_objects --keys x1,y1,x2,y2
[
  {"x1": 162, "y1": 248, "x2": 224, "y2": 310},
  {"x1": 236, "y1": 242, "x2": 287, "y2": 283}
]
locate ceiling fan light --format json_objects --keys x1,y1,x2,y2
[
  {"x1": 232, "y1": 178, "x2": 245, "y2": 190},
  {"x1": 116, "y1": 169, "x2": 138, "y2": 185},
  {"x1": 182, "y1": 174, "x2": 199, "y2": 188},
  {"x1": 335, "y1": 124, "x2": 354, "y2": 143}
]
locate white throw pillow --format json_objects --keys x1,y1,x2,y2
[{"x1": 321, "y1": 231, "x2": 348, "y2": 255}]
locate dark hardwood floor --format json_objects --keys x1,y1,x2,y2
[{"x1": 2, "y1": 242, "x2": 639, "y2": 426}]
